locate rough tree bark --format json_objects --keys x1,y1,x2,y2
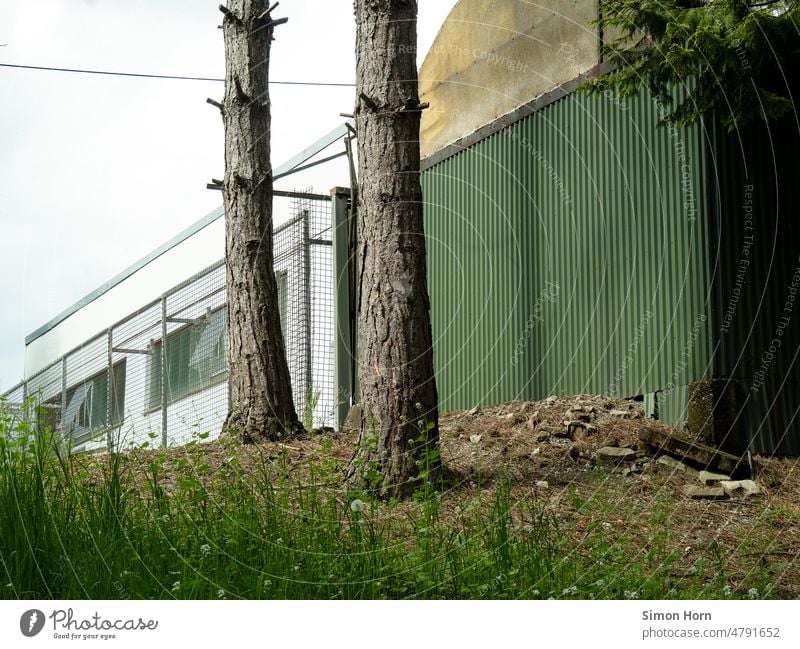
[
  {"x1": 347, "y1": 0, "x2": 439, "y2": 498},
  {"x1": 218, "y1": 0, "x2": 300, "y2": 442}
]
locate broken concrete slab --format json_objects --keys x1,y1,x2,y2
[
  {"x1": 564, "y1": 420, "x2": 588, "y2": 438},
  {"x1": 621, "y1": 464, "x2": 646, "y2": 477},
  {"x1": 540, "y1": 424, "x2": 570, "y2": 438},
  {"x1": 720, "y1": 480, "x2": 762, "y2": 497},
  {"x1": 657, "y1": 454, "x2": 696, "y2": 475},
  {"x1": 596, "y1": 447, "x2": 637, "y2": 465},
  {"x1": 699, "y1": 470, "x2": 731, "y2": 486},
  {"x1": 638, "y1": 427, "x2": 749, "y2": 478},
  {"x1": 683, "y1": 485, "x2": 728, "y2": 500},
  {"x1": 566, "y1": 410, "x2": 593, "y2": 422}
]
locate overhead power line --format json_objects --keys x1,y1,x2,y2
[{"x1": 0, "y1": 62, "x2": 355, "y2": 87}]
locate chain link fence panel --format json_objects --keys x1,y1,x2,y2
[{"x1": 3, "y1": 194, "x2": 336, "y2": 452}]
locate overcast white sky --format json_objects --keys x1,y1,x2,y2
[{"x1": 0, "y1": 0, "x2": 457, "y2": 390}]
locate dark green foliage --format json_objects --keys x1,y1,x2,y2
[{"x1": 591, "y1": 1, "x2": 800, "y2": 129}]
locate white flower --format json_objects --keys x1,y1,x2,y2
[
  {"x1": 161, "y1": 514, "x2": 170, "y2": 523},
  {"x1": 275, "y1": 537, "x2": 283, "y2": 545},
  {"x1": 216, "y1": 589, "x2": 225, "y2": 599},
  {"x1": 748, "y1": 588, "x2": 759, "y2": 599},
  {"x1": 723, "y1": 585, "x2": 732, "y2": 596},
  {"x1": 171, "y1": 581, "x2": 181, "y2": 593},
  {"x1": 350, "y1": 499, "x2": 367, "y2": 513},
  {"x1": 469, "y1": 434, "x2": 482, "y2": 444},
  {"x1": 200, "y1": 544, "x2": 211, "y2": 557},
  {"x1": 624, "y1": 590, "x2": 639, "y2": 600}
]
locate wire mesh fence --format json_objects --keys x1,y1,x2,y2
[{"x1": 2, "y1": 193, "x2": 337, "y2": 452}]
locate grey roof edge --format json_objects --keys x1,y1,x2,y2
[
  {"x1": 25, "y1": 205, "x2": 225, "y2": 346},
  {"x1": 25, "y1": 121, "x2": 355, "y2": 347}
]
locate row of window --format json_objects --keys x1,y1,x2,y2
[{"x1": 39, "y1": 277, "x2": 289, "y2": 440}]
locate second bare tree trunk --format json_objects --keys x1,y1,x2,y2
[
  {"x1": 348, "y1": 0, "x2": 440, "y2": 498},
  {"x1": 220, "y1": 0, "x2": 300, "y2": 442}
]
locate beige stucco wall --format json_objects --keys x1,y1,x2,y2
[{"x1": 419, "y1": 0, "x2": 599, "y2": 159}]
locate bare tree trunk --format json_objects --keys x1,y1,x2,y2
[
  {"x1": 219, "y1": 0, "x2": 300, "y2": 442},
  {"x1": 347, "y1": 0, "x2": 439, "y2": 498}
]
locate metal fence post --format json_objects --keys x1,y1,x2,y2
[
  {"x1": 21, "y1": 380, "x2": 29, "y2": 431},
  {"x1": 303, "y1": 209, "x2": 312, "y2": 423},
  {"x1": 60, "y1": 357, "x2": 68, "y2": 445},
  {"x1": 331, "y1": 187, "x2": 353, "y2": 430},
  {"x1": 106, "y1": 328, "x2": 114, "y2": 453},
  {"x1": 161, "y1": 296, "x2": 169, "y2": 448}
]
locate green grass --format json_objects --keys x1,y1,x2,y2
[{"x1": 0, "y1": 401, "x2": 772, "y2": 600}]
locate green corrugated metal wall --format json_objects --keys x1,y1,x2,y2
[
  {"x1": 422, "y1": 88, "x2": 713, "y2": 417},
  {"x1": 707, "y1": 116, "x2": 800, "y2": 454}
]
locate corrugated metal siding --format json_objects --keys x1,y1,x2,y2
[
  {"x1": 658, "y1": 385, "x2": 689, "y2": 433},
  {"x1": 707, "y1": 116, "x2": 800, "y2": 454},
  {"x1": 422, "y1": 88, "x2": 713, "y2": 417}
]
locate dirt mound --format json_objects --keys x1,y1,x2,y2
[{"x1": 89, "y1": 393, "x2": 800, "y2": 598}]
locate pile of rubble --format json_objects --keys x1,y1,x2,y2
[
  {"x1": 638, "y1": 426, "x2": 761, "y2": 500},
  {"x1": 437, "y1": 394, "x2": 766, "y2": 499}
]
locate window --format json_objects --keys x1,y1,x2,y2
[
  {"x1": 148, "y1": 274, "x2": 288, "y2": 410},
  {"x1": 148, "y1": 307, "x2": 228, "y2": 409},
  {"x1": 39, "y1": 361, "x2": 127, "y2": 438},
  {"x1": 38, "y1": 396, "x2": 62, "y2": 433}
]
